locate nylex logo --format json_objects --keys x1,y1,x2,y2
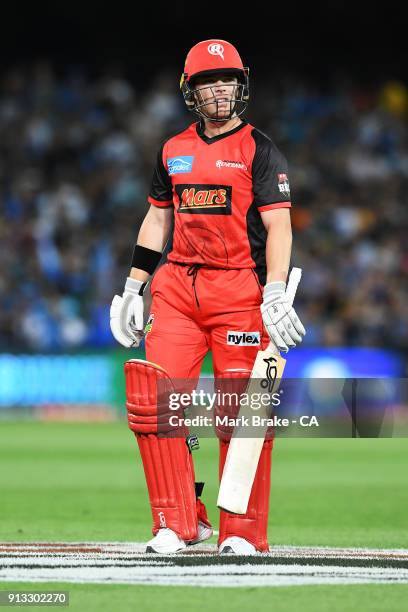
[
  {"x1": 227, "y1": 331, "x2": 261, "y2": 346},
  {"x1": 168, "y1": 156, "x2": 194, "y2": 175}
]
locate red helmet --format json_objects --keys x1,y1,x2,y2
[{"x1": 180, "y1": 39, "x2": 249, "y2": 121}]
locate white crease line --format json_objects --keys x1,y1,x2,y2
[{"x1": 0, "y1": 563, "x2": 407, "y2": 588}]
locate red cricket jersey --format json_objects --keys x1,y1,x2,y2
[{"x1": 148, "y1": 120, "x2": 291, "y2": 284}]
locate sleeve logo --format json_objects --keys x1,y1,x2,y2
[
  {"x1": 168, "y1": 156, "x2": 194, "y2": 175},
  {"x1": 278, "y1": 173, "x2": 291, "y2": 197}
]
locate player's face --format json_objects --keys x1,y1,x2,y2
[{"x1": 193, "y1": 74, "x2": 238, "y2": 121}]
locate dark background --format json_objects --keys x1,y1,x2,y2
[{"x1": 0, "y1": 4, "x2": 403, "y2": 83}]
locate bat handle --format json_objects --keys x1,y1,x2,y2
[
  {"x1": 286, "y1": 267, "x2": 302, "y2": 306},
  {"x1": 266, "y1": 267, "x2": 302, "y2": 355}
]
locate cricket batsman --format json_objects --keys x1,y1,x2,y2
[{"x1": 110, "y1": 39, "x2": 306, "y2": 553}]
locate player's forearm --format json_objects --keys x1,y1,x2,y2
[
  {"x1": 130, "y1": 206, "x2": 172, "y2": 282},
  {"x1": 262, "y1": 209, "x2": 292, "y2": 284}
]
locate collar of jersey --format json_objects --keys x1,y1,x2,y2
[{"x1": 196, "y1": 120, "x2": 247, "y2": 144}]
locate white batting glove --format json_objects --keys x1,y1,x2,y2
[
  {"x1": 110, "y1": 277, "x2": 146, "y2": 348},
  {"x1": 260, "y1": 281, "x2": 306, "y2": 353}
]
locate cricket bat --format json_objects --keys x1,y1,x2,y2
[{"x1": 217, "y1": 267, "x2": 302, "y2": 514}]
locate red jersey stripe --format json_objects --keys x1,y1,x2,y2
[
  {"x1": 148, "y1": 196, "x2": 173, "y2": 208},
  {"x1": 257, "y1": 201, "x2": 291, "y2": 212}
]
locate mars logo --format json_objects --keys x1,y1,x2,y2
[
  {"x1": 278, "y1": 173, "x2": 290, "y2": 197},
  {"x1": 208, "y1": 43, "x2": 224, "y2": 60},
  {"x1": 175, "y1": 184, "x2": 232, "y2": 215}
]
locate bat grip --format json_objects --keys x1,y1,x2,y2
[{"x1": 286, "y1": 267, "x2": 302, "y2": 306}]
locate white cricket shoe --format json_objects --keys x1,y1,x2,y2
[
  {"x1": 218, "y1": 536, "x2": 257, "y2": 554},
  {"x1": 188, "y1": 521, "x2": 214, "y2": 546},
  {"x1": 145, "y1": 521, "x2": 213, "y2": 553},
  {"x1": 145, "y1": 528, "x2": 187, "y2": 554}
]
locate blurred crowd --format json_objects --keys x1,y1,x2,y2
[{"x1": 1, "y1": 62, "x2": 407, "y2": 352}]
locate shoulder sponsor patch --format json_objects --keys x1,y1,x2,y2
[
  {"x1": 168, "y1": 156, "x2": 194, "y2": 175},
  {"x1": 227, "y1": 331, "x2": 261, "y2": 346},
  {"x1": 175, "y1": 184, "x2": 232, "y2": 215},
  {"x1": 278, "y1": 173, "x2": 290, "y2": 197}
]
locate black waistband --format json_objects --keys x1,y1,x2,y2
[{"x1": 170, "y1": 261, "x2": 239, "y2": 271}]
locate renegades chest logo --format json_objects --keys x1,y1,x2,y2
[{"x1": 175, "y1": 184, "x2": 232, "y2": 215}]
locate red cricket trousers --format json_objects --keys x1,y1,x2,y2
[{"x1": 145, "y1": 261, "x2": 269, "y2": 376}]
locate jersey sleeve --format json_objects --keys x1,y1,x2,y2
[
  {"x1": 251, "y1": 129, "x2": 292, "y2": 212},
  {"x1": 147, "y1": 143, "x2": 173, "y2": 208}
]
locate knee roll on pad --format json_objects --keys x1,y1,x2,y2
[{"x1": 125, "y1": 359, "x2": 186, "y2": 435}]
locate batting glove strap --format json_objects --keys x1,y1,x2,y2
[
  {"x1": 263, "y1": 281, "x2": 286, "y2": 301},
  {"x1": 125, "y1": 277, "x2": 147, "y2": 296}
]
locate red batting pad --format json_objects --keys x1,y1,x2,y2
[{"x1": 124, "y1": 359, "x2": 204, "y2": 541}]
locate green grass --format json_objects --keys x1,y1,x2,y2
[
  {"x1": 0, "y1": 422, "x2": 406, "y2": 547},
  {"x1": 0, "y1": 422, "x2": 407, "y2": 610},
  {"x1": 0, "y1": 583, "x2": 407, "y2": 612}
]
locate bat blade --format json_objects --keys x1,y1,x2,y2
[
  {"x1": 216, "y1": 349, "x2": 286, "y2": 514},
  {"x1": 217, "y1": 267, "x2": 302, "y2": 515}
]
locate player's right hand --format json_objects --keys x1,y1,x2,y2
[{"x1": 110, "y1": 277, "x2": 146, "y2": 348}]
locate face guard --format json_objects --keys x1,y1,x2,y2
[
  {"x1": 180, "y1": 68, "x2": 249, "y2": 122},
  {"x1": 180, "y1": 40, "x2": 250, "y2": 122}
]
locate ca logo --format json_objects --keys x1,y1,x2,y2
[{"x1": 208, "y1": 43, "x2": 224, "y2": 60}]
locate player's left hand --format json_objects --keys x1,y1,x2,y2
[{"x1": 260, "y1": 281, "x2": 306, "y2": 352}]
